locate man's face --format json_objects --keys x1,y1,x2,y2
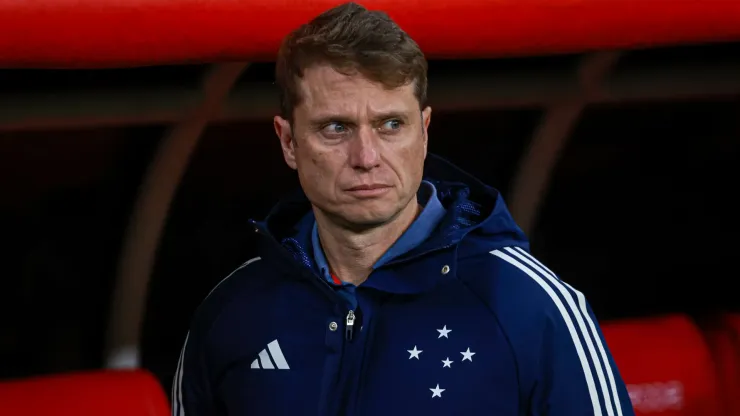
[{"x1": 274, "y1": 64, "x2": 431, "y2": 229}]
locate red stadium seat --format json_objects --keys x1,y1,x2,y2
[
  {"x1": 702, "y1": 313, "x2": 740, "y2": 415},
  {"x1": 602, "y1": 314, "x2": 721, "y2": 416},
  {"x1": 0, "y1": 369, "x2": 170, "y2": 416}
]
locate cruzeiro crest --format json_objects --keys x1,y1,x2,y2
[{"x1": 406, "y1": 325, "x2": 476, "y2": 398}]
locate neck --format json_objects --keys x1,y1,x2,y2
[{"x1": 315, "y1": 200, "x2": 420, "y2": 286}]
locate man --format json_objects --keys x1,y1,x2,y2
[{"x1": 173, "y1": 2, "x2": 634, "y2": 415}]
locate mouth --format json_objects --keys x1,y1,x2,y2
[{"x1": 345, "y1": 184, "x2": 392, "y2": 197}]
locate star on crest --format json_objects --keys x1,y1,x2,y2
[
  {"x1": 430, "y1": 384, "x2": 445, "y2": 398},
  {"x1": 437, "y1": 325, "x2": 452, "y2": 338},
  {"x1": 408, "y1": 346, "x2": 423, "y2": 359},
  {"x1": 461, "y1": 348, "x2": 476, "y2": 362}
]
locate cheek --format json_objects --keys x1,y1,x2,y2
[
  {"x1": 310, "y1": 156, "x2": 332, "y2": 185},
  {"x1": 297, "y1": 148, "x2": 340, "y2": 194},
  {"x1": 392, "y1": 138, "x2": 426, "y2": 179}
]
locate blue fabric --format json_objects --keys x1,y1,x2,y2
[
  {"x1": 174, "y1": 153, "x2": 635, "y2": 416},
  {"x1": 311, "y1": 219, "x2": 357, "y2": 308},
  {"x1": 374, "y1": 180, "x2": 446, "y2": 269}
]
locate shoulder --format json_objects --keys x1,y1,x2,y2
[
  {"x1": 457, "y1": 246, "x2": 576, "y2": 317},
  {"x1": 456, "y1": 246, "x2": 592, "y2": 352},
  {"x1": 188, "y1": 256, "x2": 267, "y2": 335}
]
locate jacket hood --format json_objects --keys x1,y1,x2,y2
[{"x1": 252, "y1": 153, "x2": 528, "y2": 272}]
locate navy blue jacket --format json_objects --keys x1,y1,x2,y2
[{"x1": 172, "y1": 154, "x2": 634, "y2": 416}]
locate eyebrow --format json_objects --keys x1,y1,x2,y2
[
  {"x1": 309, "y1": 111, "x2": 411, "y2": 127},
  {"x1": 373, "y1": 111, "x2": 411, "y2": 123},
  {"x1": 308, "y1": 115, "x2": 356, "y2": 128}
]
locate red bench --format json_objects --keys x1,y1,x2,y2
[
  {"x1": 0, "y1": 369, "x2": 170, "y2": 416},
  {"x1": 602, "y1": 314, "x2": 722, "y2": 416}
]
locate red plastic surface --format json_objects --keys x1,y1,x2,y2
[
  {"x1": 1, "y1": 0, "x2": 740, "y2": 68},
  {"x1": 703, "y1": 314, "x2": 740, "y2": 415},
  {"x1": 602, "y1": 314, "x2": 722, "y2": 416},
  {"x1": 0, "y1": 370, "x2": 170, "y2": 416}
]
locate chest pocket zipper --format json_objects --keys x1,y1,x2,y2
[{"x1": 345, "y1": 310, "x2": 356, "y2": 341}]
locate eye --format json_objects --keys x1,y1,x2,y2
[
  {"x1": 380, "y1": 119, "x2": 402, "y2": 131},
  {"x1": 321, "y1": 122, "x2": 348, "y2": 135}
]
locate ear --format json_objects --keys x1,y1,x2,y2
[
  {"x1": 274, "y1": 115, "x2": 297, "y2": 170},
  {"x1": 421, "y1": 106, "x2": 432, "y2": 156}
]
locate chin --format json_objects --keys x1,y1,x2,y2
[
  {"x1": 340, "y1": 210, "x2": 396, "y2": 228},
  {"x1": 316, "y1": 195, "x2": 414, "y2": 229}
]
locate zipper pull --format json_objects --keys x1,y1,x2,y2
[{"x1": 345, "y1": 310, "x2": 356, "y2": 341}]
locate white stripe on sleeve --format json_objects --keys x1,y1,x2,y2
[
  {"x1": 511, "y1": 246, "x2": 624, "y2": 416},
  {"x1": 491, "y1": 249, "x2": 603, "y2": 416},
  {"x1": 173, "y1": 332, "x2": 189, "y2": 416},
  {"x1": 172, "y1": 256, "x2": 262, "y2": 415}
]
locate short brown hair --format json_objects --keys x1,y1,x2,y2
[{"x1": 275, "y1": 2, "x2": 428, "y2": 120}]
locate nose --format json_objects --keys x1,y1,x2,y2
[{"x1": 348, "y1": 127, "x2": 380, "y2": 171}]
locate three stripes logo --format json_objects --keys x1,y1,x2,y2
[{"x1": 250, "y1": 339, "x2": 290, "y2": 370}]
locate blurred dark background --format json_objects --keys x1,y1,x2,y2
[{"x1": 0, "y1": 42, "x2": 738, "y2": 397}]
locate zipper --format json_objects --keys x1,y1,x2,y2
[
  {"x1": 345, "y1": 309, "x2": 356, "y2": 341},
  {"x1": 253, "y1": 220, "x2": 362, "y2": 416}
]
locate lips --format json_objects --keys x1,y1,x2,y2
[
  {"x1": 344, "y1": 184, "x2": 392, "y2": 197},
  {"x1": 347, "y1": 184, "x2": 391, "y2": 191}
]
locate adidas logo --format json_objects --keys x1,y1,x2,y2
[{"x1": 250, "y1": 339, "x2": 290, "y2": 370}]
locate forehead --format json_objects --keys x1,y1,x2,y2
[{"x1": 296, "y1": 64, "x2": 418, "y2": 116}]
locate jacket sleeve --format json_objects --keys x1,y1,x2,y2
[
  {"x1": 171, "y1": 331, "x2": 215, "y2": 416},
  {"x1": 532, "y1": 292, "x2": 635, "y2": 416}
]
